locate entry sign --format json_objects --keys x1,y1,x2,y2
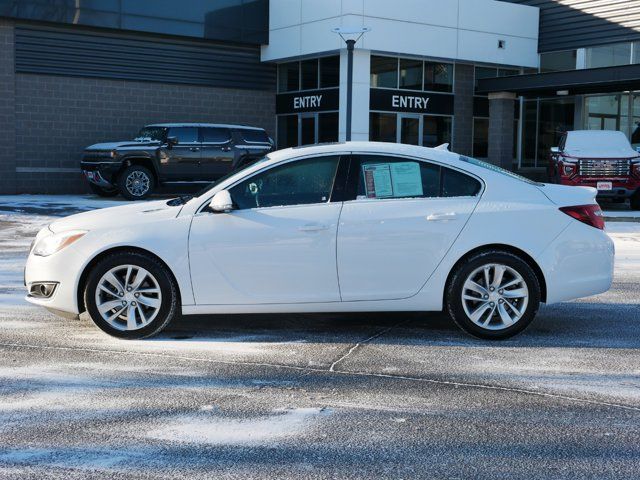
[
  {"x1": 276, "y1": 88, "x2": 339, "y2": 114},
  {"x1": 370, "y1": 88, "x2": 454, "y2": 115}
]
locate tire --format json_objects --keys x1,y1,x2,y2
[
  {"x1": 89, "y1": 182, "x2": 119, "y2": 197},
  {"x1": 446, "y1": 250, "x2": 541, "y2": 340},
  {"x1": 631, "y1": 192, "x2": 640, "y2": 211},
  {"x1": 118, "y1": 165, "x2": 155, "y2": 200},
  {"x1": 84, "y1": 251, "x2": 179, "y2": 339}
]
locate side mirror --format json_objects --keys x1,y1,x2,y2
[
  {"x1": 166, "y1": 136, "x2": 178, "y2": 148},
  {"x1": 550, "y1": 146, "x2": 560, "y2": 154},
  {"x1": 209, "y1": 190, "x2": 234, "y2": 213}
]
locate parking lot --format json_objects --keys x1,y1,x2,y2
[{"x1": 1, "y1": 195, "x2": 640, "y2": 479}]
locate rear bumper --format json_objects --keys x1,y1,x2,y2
[{"x1": 537, "y1": 221, "x2": 615, "y2": 305}]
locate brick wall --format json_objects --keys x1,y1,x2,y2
[
  {"x1": 12, "y1": 74, "x2": 276, "y2": 193},
  {"x1": 452, "y1": 63, "x2": 474, "y2": 157},
  {"x1": 0, "y1": 21, "x2": 16, "y2": 194}
]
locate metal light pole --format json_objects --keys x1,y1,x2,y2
[{"x1": 332, "y1": 27, "x2": 370, "y2": 142}]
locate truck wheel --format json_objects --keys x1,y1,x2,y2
[
  {"x1": 119, "y1": 165, "x2": 155, "y2": 200},
  {"x1": 631, "y1": 192, "x2": 640, "y2": 211},
  {"x1": 84, "y1": 251, "x2": 179, "y2": 339},
  {"x1": 446, "y1": 250, "x2": 541, "y2": 340},
  {"x1": 89, "y1": 183, "x2": 119, "y2": 197}
]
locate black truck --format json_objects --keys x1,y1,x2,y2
[{"x1": 81, "y1": 123, "x2": 274, "y2": 200}]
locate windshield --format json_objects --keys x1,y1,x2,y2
[
  {"x1": 134, "y1": 126, "x2": 167, "y2": 142},
  {"x1": 458, "y1": 156, "x2": 543, "y2": 186},
  {"x1": 193, "y1": 156, "x2": 270, "y2": 197}
]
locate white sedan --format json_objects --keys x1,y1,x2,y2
[{"x1": 25, "y1": 142, "x2": 614, "y2": 339}]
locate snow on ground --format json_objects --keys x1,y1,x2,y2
[{"x1": 606, "y1": 222, "x2": 640, "y2": 274}]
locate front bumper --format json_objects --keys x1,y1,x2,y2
[
  {"x1": 81, "y1": 161, "x2": 122, "y2": 188},
  {"x1": 559, "y1": 177, "x2": 640, "y2": 199}
]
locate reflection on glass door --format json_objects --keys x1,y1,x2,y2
[
  {"x1": 399, "y1": 114, "x2": 421, "y2": 145},
  {"x1": 300, "y1": 115, "x2": 317, "y2": 146}
]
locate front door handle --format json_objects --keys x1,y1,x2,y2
[
  {"x1": 298, "y1": 224, "x2": 330, "y2": 232},
  {"x1": 221, "y1": 146, "x2": 232, "y2": 152},
  {"x1": 427, "y1": 212, "x2": 457, "y2": 221},
  {"x1": 190, "y1": 147, "x2": 200, "y2": 152}
]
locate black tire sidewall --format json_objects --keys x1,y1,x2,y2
[
  {"x1": 84, "y1": 252, "x2": 178, "y2": 339},
  {"x1": 118, "y1": 165, "x2": 154, "y2": 200},
  {"x1": 447, "y1": 251, "x2": 541, "y2": 340}
]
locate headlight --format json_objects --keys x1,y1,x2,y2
[{"x1": 33, "y1": 230, "x2": 87, "y2": 257}]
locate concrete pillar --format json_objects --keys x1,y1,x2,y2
[
  {"x1": 488, "y1": 91, "x2": 516, "y2": 170},
  {"x1": 339, "y1": 48, "x2": 370, "y2": 142},
  {"x1": 453, "y1": 63, "x2": 474, "y2": 156},
  {"x1": 0, "y1": 20, "x2": 16, "y2": 194}
]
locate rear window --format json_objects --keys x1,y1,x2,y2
[
  {"x1": 459, "y1": 156, "x2": 542, "y2": 186},
  {"x1": 240, "y1": 129, "x2": 270, "y2": 144},
  {"x1": 202, "y1": 127, "x2": 231, "y2": 143}
]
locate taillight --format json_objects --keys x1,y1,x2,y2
[{"x1": 560, "y1": 204, "x2": 605, "y2": 230}]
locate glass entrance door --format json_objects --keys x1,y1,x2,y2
[
  {"x1": 300, "y1": 114, "x2": 317, "y2": 146},
  {"x1": 398, "y1": 114, "x2": 422, "y2": 145}
]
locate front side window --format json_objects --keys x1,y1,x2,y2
[
  {"x1": 229, "y1": 156, "x2": 340, "y2": 209},
  {"x1": 355, "y1": 155, "x2": 481, "y2": 200},
  {"x1": 167, "y1": 127, "x2": 198, "y2": 144},
  {"x1": 135, "y1": 126, "x2": 167, "y2": 142},
  {"x1": 202, "y1": 127, "x2": 231, "y2": 143}
]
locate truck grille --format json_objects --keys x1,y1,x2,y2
[{"x1": 578, "y1": 159, "x2": 630, "y2": 177}]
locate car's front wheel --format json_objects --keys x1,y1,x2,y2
[
  {"x1": 446, "y1": 250, "x2": 541, "y2": 339},
  {"x1": 119, "y1": 165, "x2": 155, "y2": 200},
  {"x1": 84, "y1": 251, "x2": 178, "y2": 339}
]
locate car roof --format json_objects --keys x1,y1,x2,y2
[{"x1": 146, "y1": 123, "x2": 265, "y2": 131}]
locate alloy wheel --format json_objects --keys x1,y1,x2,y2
[
  {"x1": 95, "y1": 265, "x2": 162, "y2": 331},
  {"x1": 125, "y1": 171, "x2": 150, "y2": 197},
  {"x1": 461, "y1": 263, "x2": 529, "y2": 330}
]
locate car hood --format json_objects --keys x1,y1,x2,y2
[
  {"x1": 85, "y1": 141, "x2": 160, "y2": 150},
  {"x1": 49, "y1": 200, "x2": 181, "y2": 233},
  {"x1": 563, "y1": 147, "x2": 640, "y2": 159}
]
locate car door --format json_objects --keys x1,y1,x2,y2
[
  {"x1": 337, "y1": 154, "x2": 482, "y2": 301},
  {"x1": 161, "y1": 127, "x2": 201, "y2": 180},
  {"x1": 188, "y1": 154, "x2": 345, "y2": 305},
  {"x1": 199, "y1": 127, "x2": 235, "y2": 180}
]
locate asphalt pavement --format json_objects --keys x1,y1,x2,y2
[{"x1": 0, "y1": 196, "x2": 639, "y2": 479}]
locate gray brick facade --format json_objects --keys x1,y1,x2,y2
[
  {"x1": 488, "y1": 92, "x2": 516, "y2": 170},
  {"x1": 453, "y1": 63, "x2": 474, "y2": 157},
  {"x1": 0, "y1": 21, "x2": 16, "y2": 193},
  {"x1": 11, "y1": 74, "x2": 275, "y2": 193}
]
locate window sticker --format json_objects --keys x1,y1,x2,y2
[
  {"x1": 363, "y1": 164, "x2": 393, "y2": 198},
  {"x1": 390, "y1": 162, "x2": 423, "y2": 197},
  {"x1": 362, "y1": 162, "x2": 423, "y2": 198}
]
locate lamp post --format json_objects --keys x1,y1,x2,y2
[{"x1": 332, "y1": 27, "x2": 370, "y2": 141}]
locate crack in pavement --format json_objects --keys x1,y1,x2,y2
[{"x1": 2, "y1": 341, "x2": 640, "y2": 414}]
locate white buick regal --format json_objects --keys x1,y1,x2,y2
[{"x1": 25, "y1": 142, "x2": 614, "y2": 340}]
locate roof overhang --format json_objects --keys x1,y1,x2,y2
[{"x1": 476, "y1": 64, "x2": 640, "y2": 97}]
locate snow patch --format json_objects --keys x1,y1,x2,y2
[{"x1": 146, "y1": 407, "x2": 330, "y2": 446}]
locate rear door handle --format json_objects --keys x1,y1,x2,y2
[
  {"x1": 427, "y1": 212, "x2": 457, "y2": 221},
  {"x1": 190, "y1": 147, "x2": 200, "y2": 152},
  {"x1": 221, "y1": 146, "x2": 232, "y2": 152},
  {"x1": 298, "y1": 224, "x2": 330, "y2": 232}
]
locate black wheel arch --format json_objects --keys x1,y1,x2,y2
[
  {"x1": 443, "y1": 244, "x2": 547, "y2": 306},
  {"x1": 76, "y1": 246, "x2": 182, "y2": 314}
]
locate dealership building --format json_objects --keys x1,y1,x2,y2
[{"x1": 1, "y1": 0, "x2": 639, "y2": 193}]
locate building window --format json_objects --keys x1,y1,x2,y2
[
  {"x1": 278, "y1": 62, "x2": 299, "y2": 92},
  {"x1": 422, "y1": 116, "x2": 452, "y2": 148},
  {"x1": 277, "y1": 115, "x2": 298, "y2": 148},
  {"x1": 370, "y1": 112, "x2": 397, "y2": 142},
  {"x1": 473, "y1": 118, "x2": 489, "y2": 158},
  {"x1": 318, "y1": 112, "x2": 339, "y2": 143},
  {"x1": 540, "y1": 50, "x2": 577, "y2": 72},
  {"x1": 585, "y1": 43, "x2": 632, "y2": 68},
  {"x1": 424, "y1": 62, "x2": 453, "y2": 92},
  {"x1": 399, "y1": 59, "x2": 423, "y2": 90},
  {"x1": 320, "y1": 56, "x2": 340, "y2": 88},
  {"x1": 371, "y1": 56, "x2": 398, "y2": 89},
  {"x1": 301, "y1": 59, "x2": 319, "y2": 90}
]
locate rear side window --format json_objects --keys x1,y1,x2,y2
[
  {"x1": 202, "y1": 127, "x2": 231, "y2": 143},
  {"x1": 167, "y1": 127, "x2": 198, "y2": 144},
  {"x1": 229, "y1": 156, "x2": 340, "y2": 209},
  {"x1": 355, "y1": 155, "x2": 480, "y2": 199},
  {"x1": 241, "y1": 129, "x2": 270, "y2": 144}
]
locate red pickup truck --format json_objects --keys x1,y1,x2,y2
[{"x1": 549, "y1": 130, "x2": 640, "y2": 210}]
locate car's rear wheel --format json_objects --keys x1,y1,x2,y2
[
  {"x1": 89, "y1": 183, "x2": 119, "y2": 197},
  {"x1": 446, "y1": 250, "x2": 541, "y2": 340},
  {"x1": 84, "y1": 251, "x2": 178, "y2": 339},
  {"x1": 119, "y1": 165, "x2": 155, "y2": 200}
]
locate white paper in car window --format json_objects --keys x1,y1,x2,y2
[{"x1": 362, "y1": 162, "x2": 423, "y2": 198}]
